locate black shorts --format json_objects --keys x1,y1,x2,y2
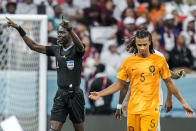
[{"x1": 50, "y1": 88, "x2": 85, "y2": 123}]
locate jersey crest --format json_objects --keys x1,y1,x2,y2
[{"x1": 66, "y1": 60, "x2": 74, "y2": 70}]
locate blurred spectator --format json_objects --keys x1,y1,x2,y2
[
  {"x1": 117, "y1": 7, "x2": 135, "y2": 30},
  {"x1": 16, "y1": 0, "x2": 37, "y2": 14},
  {"x1": 48, "y1": 20, "x2": 57, "y2": 45},
  {"x1": 88, "y1": 64, "x2": 113, "y2": 115},
  {"x1": 148, "y1": 0, "x2": 166, "y2": 26},
  {"x1": 165, "y1": 0, "x2": 190, "y2": 17},
  {"x1": 117, "y1": 39, "x2": 132, "y2": 69},
  {"x1": 100, "y1": 40, "x2": 120, "y2": 75},
  {"x1": 0, "y1": 0, "x2": 3, "y2": 13},
  {"x1": 60, "y1": 0, "x2": 83, "y2": 22},
  {"x1": 171, "y1": 7, "x2": 183, "y2": 31},
  {"x1": 112, "y1": 0, "x2": 128, "y2": 21},
  {"x1": 135, "y1": 16, "x2": 154, "y2": 32},
  {"x1": 136, "y1": 3, "x2": 148, "y2": 17},
  {"x1": 190, "y1": 5, "x2": 196, "y2": 19},
  {"x1": 127, "y1": 0, "x2": 137, "y2": 9},
  {"x1": 152, "y1": 31, "x2": 169, "y2": 59},
  {"x1": 168, "y1": 33, "x2": 194, "y2": 70},
  {"x1": 51, "y1": 4, "x2": 64, "y2": 30},
  {"x1": 5, "y1": 2, "x2": 16, "y2": 14},
  {"x1": 83, "y1": 0, "x2": 102, "y2": 26},
  {"x1": 157, "y1": 13, "x2": 180, "y2": 52},
  {"x1": 183, "y1": 0, "x2": 196, "y2": 6},
  {"x1": 75, "y1": 22, "x2": 89, "y2": 39},
  {"x1": 73, "y1": 0, "x2": 91, "y2": 10},
  {"x1": 121, "y1": 7, "x2": 135, "y2": 20},
  {"x1": 182, "y1": 16, "x2": 196, "y2": 60},
  {"x1": 45, "y1": 0, "x2": 55, "y2": 18},
  {"x1": 137, "y1": 0, "x2": 149, "y2": 3},
  {"x1": 100, "y1": 0, "x2": 117, "y2": 26},
  {"x1": 82, "y1": 35, "x2": 99, "y2": 79},
  {"x1": 111, "y1": 17, "x2": 136, "y2": 46}
]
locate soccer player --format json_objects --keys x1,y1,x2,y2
[
  {"x1": 115, "y1": 50, "x2": 186, "y2": 131},
  {"x1": 6, "y1": 16, "x2": 85, "y2": 131},
  {"x1": 115, "y1": 68, "x2": 186, "y2": 131},
  {"x1": 89, "y1": 29, "x2": 194, "y2": 131}
]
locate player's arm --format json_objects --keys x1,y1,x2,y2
[
  {"x1": 115, "y1": 82, "x2": 129, "y2": 120},
  {"x1": 6, "y1": 17, "x2": 46, "y2": 54},
  {"x1": 60, "y1": 16, "x2": 84, "y2": 52},
  {"x1": 89, "y1": 79, "x2": 127, "y2": 101},
  {"x1": 163, "y1": 77, "x2": 194, "y2": 116},
  {"x1": 165, "y1": 69, "x2": 186, "y2": 112}
]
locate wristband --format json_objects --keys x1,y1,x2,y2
[
  {"x1": 16, "y1": 26, "x2": 26, "y2": 37},
  {"x1": 117, "y1": 104, "x2": 122, "y2": 109}
]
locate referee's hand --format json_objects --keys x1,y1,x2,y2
[
  {"x1": 59, "y1": 16, "x2": 71, "y2": 30},
  {"x1": 115, "y1": 109, "x2": 122, "y2": 120},
  {"x1": 88, "y1": 92, "x2": 100, "y2": 101},
  {"x1": 6, "y1": 17, "x2": 19, "y2": 29}
]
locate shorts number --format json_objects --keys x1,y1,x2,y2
[
  {"x1": 150, "y1": 119, "x2": 155, "y2": 128},
  {"x1": 128, "y1": 126, "x2": 134, "y2": 131},
  {"x1": 140, "y1": 73, "x2": 145, "y2": 82}
]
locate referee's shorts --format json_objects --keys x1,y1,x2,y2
[{"x1": 50, "y1": 87, "x2": 85, "y2": 124}]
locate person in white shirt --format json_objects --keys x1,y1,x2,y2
[{"x1": 16, "y1": 0, "x2": 37, "y2": 14}]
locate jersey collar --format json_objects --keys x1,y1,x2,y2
[{"x1": 62, "y1": 44, "x2": 74, "y2": 52}]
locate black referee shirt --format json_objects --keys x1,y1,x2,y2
[{"x1": 46, "y1": 44, "x2": 84, "y2": 89}]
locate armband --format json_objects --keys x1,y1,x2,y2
[{"x1": 16, "y1": 26, "x2": 26, "y2": 37}]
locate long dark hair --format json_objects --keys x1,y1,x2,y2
[{"x1": 128, "y1": 29, "x2": 155, "y2": 54}]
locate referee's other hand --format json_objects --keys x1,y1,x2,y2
[
  {"x1": 115, "y1": 109, "x2": 122, "y2": 120},
  {"x1": 5, "y1": 17, "x2": 19, "y2": 28},
  {"x1": 88, "y1": 92, "x2": 100, "y2": 101}
]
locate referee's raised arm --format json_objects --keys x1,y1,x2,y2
[
  {"x1": 6, "y1": 17, "x2": 47, "y2": 54},
  {"x1": 59, "y1": 16, "x2": 85, "y2": 52}
]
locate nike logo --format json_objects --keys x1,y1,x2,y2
[{"x1": 131, "y1": 68, "x2": 136, "y2": 71}]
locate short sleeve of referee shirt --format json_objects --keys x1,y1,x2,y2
[
  {"x1": 159, "y1": 57, "x2": 171, "y2": 79},
  {"x1": 117, "y1": 59, "x2": 128, "y2": 81},
  {"x1": 46, "y1": 45, "x2": 58, "y2": 56}
]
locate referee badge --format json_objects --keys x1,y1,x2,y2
[{"x1": 66, "y1": 60, "x2": 74, "y2": 70}]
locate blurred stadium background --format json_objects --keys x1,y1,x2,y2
[{"x1": 0, "y1": 0, "x2": 196, "y2": 131}]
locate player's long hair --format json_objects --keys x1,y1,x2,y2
[{"x1": 127, "y1": 29, "x2": 155, "y2": 54}]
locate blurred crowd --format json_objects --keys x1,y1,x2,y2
[{"x1": 1, "y1": 0, "x2": 196, "y2": 83}]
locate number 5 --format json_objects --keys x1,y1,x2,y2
[{"x1": 140, "y1": 73, "x2": 145, "y2": 82}]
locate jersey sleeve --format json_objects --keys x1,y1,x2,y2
[
  {"x1": 46, "y1": 46, "x2": 56, "y2": 56},
  {"x1": 75, "y1": 44, "x2": 85, "y2": 57},
  {"x1": 160, "y1": 58, "x2": 171, "y2": 79},
  {"x1": 117, "y1": 60, "x2": 128, "y2": 81}
]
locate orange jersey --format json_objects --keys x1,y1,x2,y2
[{"x1": 117, "y1": 54, "x2": 171, "y2": 114}]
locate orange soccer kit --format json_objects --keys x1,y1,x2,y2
[{"x1": 117, "y1": 53, "x2": 171, "y2": 131}]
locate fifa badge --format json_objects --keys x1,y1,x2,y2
[{"x1": 66, "y1": 60, "x2": 74, "y2": 70}]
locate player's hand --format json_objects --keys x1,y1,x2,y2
[
  {"x1": 177, "y1": 69, "x2": 186, "y2": 78},
  {"x1": 6, "y1": 17, "x2": 19, "y2": 29},
  {"x1": 115, "y1": 109, "x2": 122, "y2": 120},
  {"x1": 88, "y1": 92, "x2": 100, "y2": 101},
  {"x1": 164, "y1": 98, "x2": 172, "y2": 113},
  {"x1": 59, "y1": 16, "x2": 71, "y2": 30},
  {"x1": 182, "y1": 103, "x2": 194, "y2": 117}
]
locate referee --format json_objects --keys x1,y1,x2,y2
[{"x1": 6, "y1": 16, "x2": 85, "y2": 131}]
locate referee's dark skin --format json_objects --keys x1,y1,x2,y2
[{"x1": 6, "y1": 16, "x2": 85, "y2": 131}]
